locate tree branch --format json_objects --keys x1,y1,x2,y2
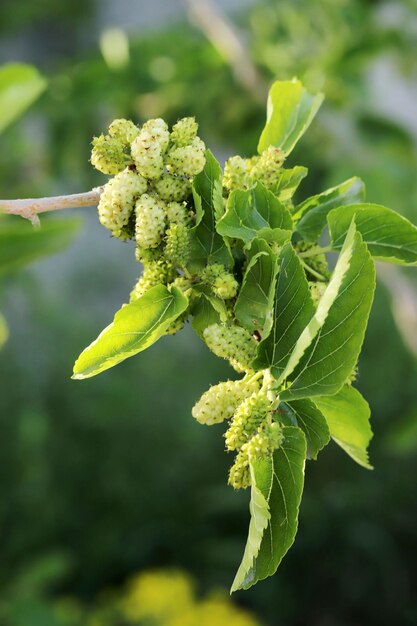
[{"x1": 0, "y1": 187, "x2": 103, "y2": 226}]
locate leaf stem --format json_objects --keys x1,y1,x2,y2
[
  {"x1": 300, "y1": 258, "x2": 327, "y2": 281},
  {"x1": 298, "y1": 245, "x2": 333, "y2": 258}
]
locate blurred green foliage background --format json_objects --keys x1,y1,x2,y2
[{"x1": 0, "y1": 1, "x2": 417, "y2": 624}]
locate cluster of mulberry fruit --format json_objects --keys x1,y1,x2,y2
[
  {"x1": 91, "y1": 116, "x2": 207, "y2": 321},
  {"x1": 92, "y1": 115, "x2": 333, "y2": 491}
]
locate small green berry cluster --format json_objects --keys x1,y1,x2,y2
[
  {"x1": 223, "y1": 146, "x2": 285, "y2": 194},
  {"x1": 92, "y1": 116, "x2": 204, "y2": 245}
]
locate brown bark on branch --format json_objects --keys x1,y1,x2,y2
[{"x1": 0, "y1": 188, "x2": 103, "y2": 226}]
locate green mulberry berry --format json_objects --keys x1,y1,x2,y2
[
  {"x1": 308, "y1": 280, "x2": 327, "y2": 306},
  {"x1": 91, "y1": 134, "x2": 132, "y2": 175},
  {"x1": 170, "y1": 275, "x2": 190, "y2": 293},
  {"x1": 135, "y1": 245, "x2": 162, "y2": 264},
  {"x1": 201, "y1": 264, "x2": 238, "y2": 300},
  {"x1": 250, "y1": 146, "x2": 285, "y2": 190},
  {"x1": 152, "y1": 174, "x2": 192, "y2": 202},
  {"x1": 228, "y1": 448, "x2": 250, "y2": 490},
  {"x1": 98, "y1": 169, "x2": 147, "y2": 236},
  {"x1": 166, "y1": 137, "x2": 206, "y2": 178},
  {"x1": 130, "y1": 259, "x2": 172, "y2": 301},
  {"x1": 108, "y1": 118, "x2": 139, "y2": 144},
  {"x1": 225, "y1": 391, "x2": 271, "y2": 451},
  {"x1": 165, "y1": 201, "x2": 191, "y2": 225},
  {"x1": 135, "y1": 194, "x2": 166, "y2": 249},
  {"x1": 131, "y1": 128, "x2": 165, "y2": 180},
  {"x1": 223, "y1": 155, "x2": 249, "y2": 192},
  {"x1": 203, "y1": 323, "x2": 258, "y2": 373},
  {"x1": 170, "y1": 117, "x2": 198, "y2": 147},
  {"x1": 192, "y1": 378, "x2": 260, "y2": 426},
  {"x1": 228, "y1": 422, "x2": 283, "y2": 490},
  {"x1": 164, "y1": 223, "x2": 190, "y2": 267},
  {"x1": 165, "y1": 311, "x2": 188, "y2": 336},
  {"x1": 244, "y1": 422, "x2": 284, "y2": 461}
]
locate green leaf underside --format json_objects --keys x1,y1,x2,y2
[
  {"x1": 0, "y1": 63, "x2": 46, "y2": 133},
  {"x1": 279, "y1": 224, "x2": 376, "y2": 400},
  {"x1": 293, "y1": 177, "x2": 365, "y2": 242},
  {"x1": 328, "y1": 203, "x2": 417, "y2": 266},
  {"x1": 258, "y1": 79, "x2": 324, "y2": 155},
  {"x1": 253, "y1": 242, "x2": 315, "y2": 375},
  {"x1": 232, "y1": 426, "x2": 306, "y2": 591},
  {"x1": 314, "y1": 386, "x2": 373, "y2": 469},
  {"x1": 235, "y1": 245, "x2": 279, "y2": 333},
  {"x1": 0, "y1": 217, "x2": 83, "y2": 276},
  {"x1": 189, "y1": 150, "x2": 232, "y2": 271},
  {"x1": 231, "y1": 465, "x2": 271, "y2": 593},
  {"x1": 217, "y1": 183, "x2": 293, "y2": 244},
  {"x1": 270, "y1": 166, "x2": 308, "y2": 202},
  {"x1": 73, "y1": 285, "x2": 188, "y2": 379},
  {"x1": 190, "y1": 294, "x2": 223, "y2": 336},
  {"x1": 279, "y1": 400, "x2": 330, "y2": 460}
]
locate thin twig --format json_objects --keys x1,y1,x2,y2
[
  {"x1": 0, "y1": 188, "x2": 103, "y2": 226},
  {"x1": 184, "y1": 0, "x2": 267, "y2": 103}
]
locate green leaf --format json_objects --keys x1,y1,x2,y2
[
  {"x1": 279, "y1": 223, "x2": 376, "y2": 400},
  {"x1": 278, "y1": 400, "x2": 330, "y2": 460},
  {"x1": 73, "y1": 285, "x2": 188, "y2": 379},
  {"x1": 190, "y1": 294, "x2": 222, "y2": 336},
  {"x1": 253, "y1": 242, "x2": 315, "y2": 375},
  {"x1": 231, "y1": 464, "x2": 271, "y2": 593},
  {"x1": 314, "y1": 386, "x2": 373, "y2": 469},
  {"x1": 0, "y1": 217, "x2": 82, "y2": 276},
  {"x1": 188, "y1": 150, "x2": 232, "y2": 271},
  {"x1": 328, "y1": 203, "x2": 417, "y2": 266},
  {"x1": 233, "y1": 426, "x2": 306, "y2": 591},
  {"x1": 271, "y1": 166, "x2": 308, "y2": 203},
  {"x1": 234, "y1": 243, "x2": 279, "y2": 334},
  {"x1": 0, "y1": 63, "x2": 46, "y2": 133},
  {"x1": 293, "y1": 177, "x2": 365, "y2": 242},
  {"x1": 0, "y1": 313, "x2": 8, "y2": 349},
  {"x1": 258, "y1": 79, "x2": 324, "y2": 155},
  {"x1": 216, "y1": 183, "x2": 293, "y2": 244}
]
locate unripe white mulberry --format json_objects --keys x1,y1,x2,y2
[
  {"x1": 135, "y1": 194, "x2": 166, "y2": 249},
  {"x1": 228, "y1": 448, "x2": 250, "y2": 490},
  {"x1": 165, "y1": 312, "x2": 188, "y2": 336},
  {"x1": 223, "y1": 155, "x2": 249, "y2": 192},
  {"x1": 166, "y1": 137, "x2": 206, "y2": 178},
  {"x1": 165, "y1": 201, "x2": 191, "y2": 225},
  {"x1": 250, "y1": 145, "x2": 285, "y2": 189},
  {"x1": 308, "y1": 281, "x2": 327, "y2": 306},
  {"x1": 244, "y1": 422, "x2": 284, "y2": 461},
  {"x1": 130, "y1": 260, "x2": 173, "y2": 301},
  {"x1": 152, "y1": 174, "x2": 192, "y2": 203},
  {"x1": 170, "y1": 117, "x2": 198, "y2": 147},
  {"x1": 98, "y1": 169, "x2": 147, "y2": 236},
  {"x1": 225, "y1": 391, "x2": 271, "y2": 451},
  {"x1": 192, "y1": 378, "x2": 261, "y2": 426},
  {"x1": 131, "y1": 130, "x2": 164, "y2": 180},
  {"x1": 108, "y1": 118, "x2": 139, "y2": 144},
  {"x1": 164, "y1": 223, "x2": 190, "y2": 267},
  {"x1": 228, "y1": 422, "x2": 283, "y2": 490},
  {"x1": 201, "y1": 264, "x2": 238, "y2": 300},
  {"x1": 142, "y1": 118, "x2": 170, "y2": 153},
  {"x1": 91, "y1": 134, "x2": 132, "y2": 175},
  {"x1": 203, "y1": 324, "x2": 258, "y2": 373}
]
